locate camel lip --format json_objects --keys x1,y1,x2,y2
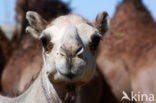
[
  {"x1": 57, "y1": 71, "x2": 82, "y2": 83},
  {"x1": 62, "y1": 73, "x2": 76, "y2": 79}
]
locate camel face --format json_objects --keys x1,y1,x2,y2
[
  {"x1": 43, "y1": 23, "x2": 99, "y2": 83},
  {"x1": 26, "y1": 11, "x2": 110, "y2": 84}
]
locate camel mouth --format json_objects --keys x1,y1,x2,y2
[
  {"x1": 57, "y1": 71, "x2": 84, "y2": 82},
  {"x1": 62, "y1": 73, "x2": 76, "y2": 79}
]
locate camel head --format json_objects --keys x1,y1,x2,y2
[{"x1": 26, "y1": 11, "x2": 110, "y2": 86}]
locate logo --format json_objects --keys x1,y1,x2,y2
[{"x1": 121, "y1": 91, "x2": 155, "y2": 102}]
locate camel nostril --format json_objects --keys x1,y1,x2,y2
[
  {"x1": 59, "y1": 45, "x2": 66, "y2": 56},
  {"x1": 60, "y1": 52, "x2": 65, "y2": 56},
  {"x1": 76, "y1": 46, "x2": 83, "y2": 56}
]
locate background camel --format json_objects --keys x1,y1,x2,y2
[
  {"x1": 0, "y1": 28, "x2": 12, "y2": 90},
  {"x1": 97, "y1": 0, "x2": 156, "y2": 102}
]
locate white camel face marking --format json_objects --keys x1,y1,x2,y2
[
  {"x1": 42, "y1": 24, "x2": 98, "y2": 83},
  {"x1": 26, "y1": 11, "x2": 110, "y2": 84}
]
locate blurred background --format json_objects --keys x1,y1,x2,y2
[
  {"x1": 0, "y1": 0, "x2": 156, "y2": 103},
  {"x1": 0, "y1": 0, "x2": 156, "y2": 39}
]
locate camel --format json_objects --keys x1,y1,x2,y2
[
  {"x1": 0, "y1": 28, "x2": 12, "y2": 91},
  {"x1": 0, "y1": 28, "x2": 12, "y2": 70},
  {"x1": 97, "y1": 0, "x2": 156, "y2": 102},
  {"x1": 0, "y1": 10, "x2": 110, "y2": 103}
]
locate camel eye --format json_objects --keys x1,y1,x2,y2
[
  {"x1": 89, "y1": 34, "x2": 102, "y2": 54},
  {"x1": 40, "y1": 34, "x2": 53, "y2": 53},
  {"x1": 40, "y1": 36, "x2": 49, "y2": 47},
  {"x1": 46, "y1": 42, "x2": 54, "y2": 53}
]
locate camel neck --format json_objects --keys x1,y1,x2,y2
[
  {"x1": 41, "y1": 71, "x2": 78, "y2": 103},
  {"x1": 0, "y1": 72, "x2": 49, "y2": 103},
  {"x1": 0, "y1": 70, "x2": 78, "y2": 103}
]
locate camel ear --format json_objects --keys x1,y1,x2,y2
[
  {"x1": 26, "y1": 11, "x2": 47, "y2": 38},
  {"x1": 93, "y1": 11, "x2": 110, "y2": 34}
]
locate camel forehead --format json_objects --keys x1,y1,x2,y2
[
  {"x1": 49, "y1": 14, "x2": 88, "y2": 27},
  {"x1": 44, "y1": 14, "x2": 98, "y2": 43}
]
